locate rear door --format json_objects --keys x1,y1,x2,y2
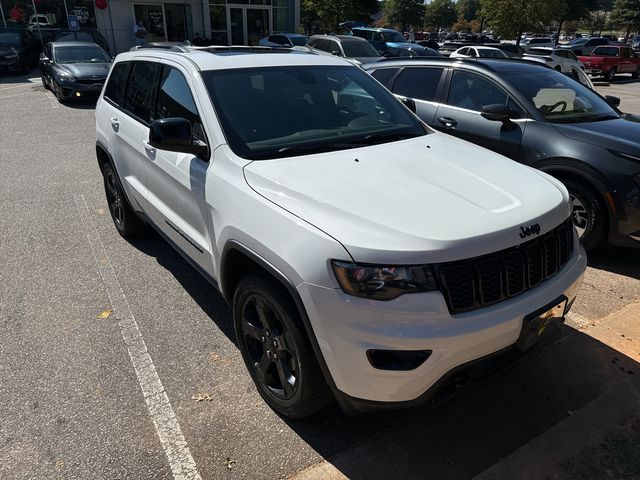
[
  {"x1": 142, "y1": 62, "x2": 214, "y2": 277},
  {"x1": 101, "y1": 61, "x2": 156, "y2": 212},
  {"x1": 434, "y1": 69, "x2": 527, "y2": 160},
  {"x1": 388, "y1": 66, "x2": 446, "y2": 124}
]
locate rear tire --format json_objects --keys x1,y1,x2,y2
[
  {"x1": 233, "y1": 274, "x2": 331, "y2": 419},
  {"x1": 632, "y1": 68, "x2": 639, "y2": 79},
  {"x1": 562, "y1": 178, "x2": 607, "y2": 252},
  {"x1": 101, "y1": 162, "x2": 145, "y2": 238},
  {"x1": 606, "y1": 67, "x2": 617, "y2": 82}
]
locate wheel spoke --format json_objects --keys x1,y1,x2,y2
[
  {"x1": 253, "y1": 296, "x2": 272, "y2": 331},
  {"x1": 274, "y1": 357, "x2": 295, "y2": 397},
  {"x1": 242, "y1": 316, "x2": 264, "y2": 341},
  {"x1": 254, "y1": 352, "x2": 271, "y2": 384}
]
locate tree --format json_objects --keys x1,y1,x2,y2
[
  {"x1": 423, "y1": 0, "x2": 457, "y2": 31},
  {"x1": 480, "y1": 0, "x2": 563, "y2": 45},
  {"x1": 554, "y1": 0, "x2": 599, "y2": 44},
  {"x1": 456, "y1": 0, "x2": 481, "y2": 23},
  {"x1": 301, "y1": 0, "x2": 379, "y2": 33},
  {"x1": 610, "y1": 0, "x2": 640, "y2": 40},
  {"x1": 384, "y1": 0, "x2": 426, "y2": 30}
]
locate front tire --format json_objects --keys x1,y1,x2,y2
[
  {"x1": 233, "y1": 275, "x2": 330, "y2": 419},
  {"x1": 632, "y1": 67, "x2": 639, "y2": 79},
  {"x1": 606, "y1": 67, "x2": 617, "y2": 82},
  {"x1": 563, "y1": 178, "x2": 607, "y2": 252},
  {"x1": 101, "y1": 162, "x2": 145, "y2": 238}
]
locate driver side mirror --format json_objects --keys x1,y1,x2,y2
[
  {"x1": 481, "y1": 104, "x2": 511, "y2": 121},
  {"x1": 604, "y1": 95, "x2": 621, "y2": 108},
  {"x1": 398, "y1": 96, "x2": 416, "y2": 113},
  {"x1": 149, "y1": 118, "x2": 209, "y2": 160},
  {"x1": 39, "y1": 53, "x2": 49, "y2": 61}
]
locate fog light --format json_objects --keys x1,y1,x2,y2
[
  {"x1": 75, "y1": 92, "x2": 81, "y2": 97},
  {"x1": 367, "y1": 349, "x2": 432, "y2": 371}
]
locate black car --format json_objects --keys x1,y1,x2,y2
[
  {"x1": 495, "y1": 43, "x2": 526, "y2": 58},
  {"x1": 0, "y1": 28, "x2": 40, "y2": 73},
  {"x1": 382, "y1": 45, "x2": 442, "y2": 58},
  {"x1": 364, "y1": 58, "x2": 640, "y2": 251},
  {"x1": 52, "y1": 29, "x2": 111, "y2": 55},
  {"x1": 416, "y1": 40, "x2": 440, "y2": 50},
  {"x1": 40, "y1": 41, "x2": 112, "y2": 102}
]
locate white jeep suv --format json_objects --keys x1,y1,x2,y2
[{"x1": 95, "y1": 46, "x2": 586, "y2": 418}]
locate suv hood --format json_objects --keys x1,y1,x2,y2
[
  {"x1": 58, "y1": 62, "x2": 111, "y2": 79},
  {"x1": 555, "y1": 116, "x2": 640, "y2": 158},
  {"x1": 243, "y1": 134, "x2": 571, "y2": 264}
]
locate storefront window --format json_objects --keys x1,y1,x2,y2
[
  {"x1": 272, "y1": 7, "x2": 290, "y2": 33},
  {"x1": 3, "y1": 0, "x2": 35, "y2": 27},
  {"x1": 67, "y1": 0, "x2": 96, "y2": 28},
  {"x1": 209, "y1": 3, "x2": 227, "y2": 45}
]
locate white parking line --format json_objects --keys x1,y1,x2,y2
[{"x1": 73, "y1": 194, "x2": 202, "y2": 480}]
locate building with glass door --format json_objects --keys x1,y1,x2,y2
[{"x1": 1, "y1": 0, "x2": 300, "y2": 53}]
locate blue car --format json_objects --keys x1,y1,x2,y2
[{"x1": 350, "y1": 27, "x2": 417, "y2": 55}]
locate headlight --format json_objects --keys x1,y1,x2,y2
[
  {"x1": 331, "y1": 260, "x2": 437, "y2": 300},
  {"x1": 56, "y1": 70, "x2": 76, "y2": 82}
]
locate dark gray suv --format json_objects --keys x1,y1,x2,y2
[{"x1": 365, "y1": 58, "x2": 640, "y2": 251}]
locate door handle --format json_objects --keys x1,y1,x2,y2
[
  {"x1": 143, "y1": 140, "x2": 156, "y2": 158},
  {"x1": 110, "y1": 117, "x2": 119, "y2": 132},
  {"x1": 437, "y1": 117, "x2": 457, "y2": 128}
]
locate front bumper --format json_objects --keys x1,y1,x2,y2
[
  {"x1": 58, "y1": 80, "x2": 105, "y2": 99},
  {"x1": 298, "y1": 245, "x2": 587, "y2": 405}
]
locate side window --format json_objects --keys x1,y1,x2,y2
[
  {"x1": 458, "y1": 48, "x2": 468, "y2": 55},
  {"x1": 155, "y1": 66, "x2": 205, "y2": 141},
  {"x1": 622, "y1": 48, "x2": 631, "y2": 59},
  {"x1": 371, "y1": 68, "x2": 399, "y2": 86},
  {"x1": 104, "y1": 62, "x2": 132, "y2": 107},
  {"x1": 124, "y1": 62, "x2": 160, "y2": 123},
  {"x1": 447, "y1": 71, "x2": 507, "y2": 112},
  {"x1": 468, "y1": 48, "x2": 477, "y2": 57},
  {"x1": 393, "y1": 67, "x2": 444, "y2": 102},
  {"x1": 314, "y1": 39, "x2": 330, "y2": 52}
]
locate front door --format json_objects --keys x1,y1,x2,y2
[
  {"x1": 435, "y1": 70, "x2": 526, "y2": 160},
  {"x1": 227, "y1": 5, "x2": 271, "y2": 45}
]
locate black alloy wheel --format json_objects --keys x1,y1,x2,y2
[
  {"x1": 101, "y1": 163, "x2": 144, "y2": 237},
  {"x1": 234, "y1": 275, "x2": 330, "y2": 418},
  {"x1": 564, "y1": 178, "x2": 607, "y2": 252}
]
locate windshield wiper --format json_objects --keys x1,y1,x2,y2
[
  {"x1": 247, "y1": 142, "x2": 364, "y2": 160},
  {"x1": 588, "y1": 114, "x2": 619, "y2": 122},
  {"x1": 362, "y1": 132, "x2": 423, "y2": 144}
]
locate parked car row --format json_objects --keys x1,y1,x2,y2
[
  {"x1": 365, "y1": 57, "x2": 640, "y2": 251},
  {"x1": 94, "y1": 45, "x2": 589, "y2": 418}
]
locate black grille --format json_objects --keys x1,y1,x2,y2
[
  {"x1": 77, "y1": 78, "x2": 105, "y2": 85},
  {"x1": 436, "y1": 219, "x2": 575, "y2": 314}
]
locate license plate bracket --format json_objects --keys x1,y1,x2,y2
[{"x1": 516, "y1": 295, "x2": 568, "y2": 351}]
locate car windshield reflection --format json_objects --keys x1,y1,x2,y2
[{"x1": 504, "y1": 70, "x2": 619, "y2": 123}]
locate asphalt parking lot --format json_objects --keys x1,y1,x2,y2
[{"x1": 1, "y1": 70, "x2": 639, "y2": 480}]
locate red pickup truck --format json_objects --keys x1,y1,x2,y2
[{"x1": 578, "y1": 45, "x2": 640, "y2": 81}]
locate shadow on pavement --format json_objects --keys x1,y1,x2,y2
[
  {"x1": 588, "y1": 246, "x2": 640, "y2": 280},
  {"x1": 288, "y1": 327, "x2": 639, "y2": 480},
  {"x1": 126, "y1": 229, "x2": 236, "y2": 342},
  {"x1": 125, "y1": 231, "x2": 638, "y2": 479},
  {"x1": 0, "y1": 68, "x2": 39, "y2": 84}
]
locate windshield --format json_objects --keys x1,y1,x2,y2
[
  {"x1": 504, "y1": 70, "x2": 618, "y2": 123},
  {"x1": 479, "y1": 49, "x2": 507, "y2": 58},
  {"x1": 201, "y1": 65, "x2": 428, "y2": 160},
  {"x1": 0, "y1": 32, "x2": 20, "y2": 45},
  {"x1": 380, "y1": 31, "x2": 405, "y2": 43},
  {"x1": 342, "y1": 40, "x2": 379, "y2": 58},
  {"x1": 290, "y1": 36, "x2": 308, "y2": 47},
  {"x1": 55, "y1": 45, "x2": 110, "y2": 63}
]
